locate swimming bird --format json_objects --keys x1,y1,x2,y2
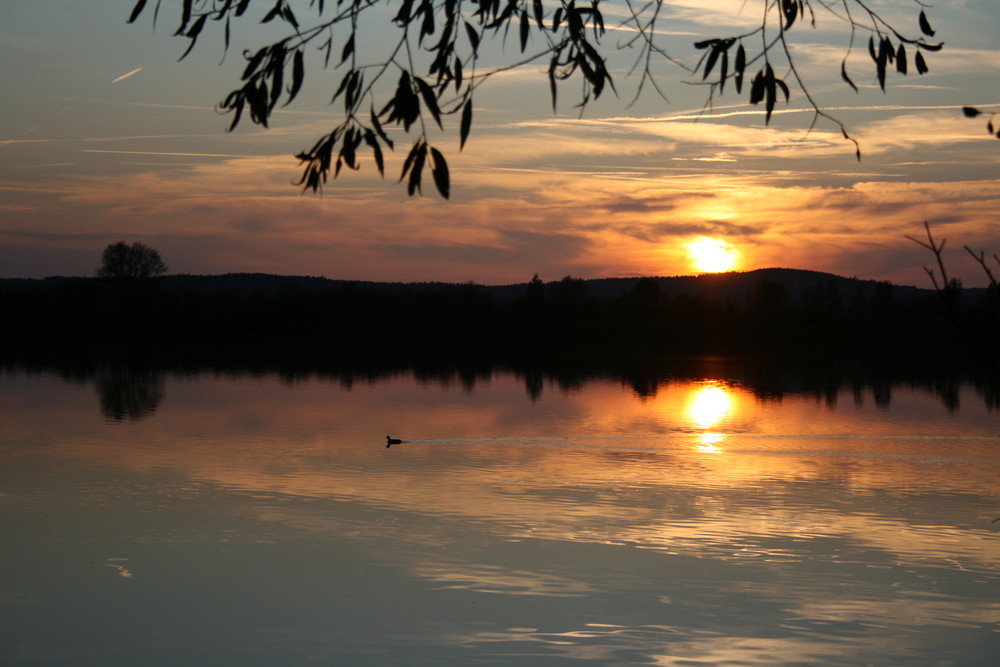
[{"x1": 386, "y1": 435, "x2": 402, "y2": 447}]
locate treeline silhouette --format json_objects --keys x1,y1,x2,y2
[{"x1": 1, "y1": 268, "x2": 993, "y2": 362}]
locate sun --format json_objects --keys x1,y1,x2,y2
[{"x1": 687, "y1": 237, "x2": 737, "y2": 273}]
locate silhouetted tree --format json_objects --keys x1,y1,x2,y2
[
  {"x1": 513, "y1": 273, "x2": 546, "y2": 320},
  {"x1": 908, "y1": 221, "x2": 999, "y2": 362},
  {"x1": 526, "y1": 274, "x2": 545, "y2": 303},
  {"x1": 128, "y1": 0, "x2": 948, "y2": 198},
  {"x1": 96, "y1": 241, "x2": 168, "y2": 281}
]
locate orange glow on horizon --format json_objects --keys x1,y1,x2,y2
[{"x1": 687, "y1": 237, "x2": 738, "y2": 274}]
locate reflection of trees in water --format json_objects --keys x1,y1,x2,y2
[
  {"x1": 97, "y1": 366, "x2": 165, "y2": 422},
  {"x1": 524, "y1": 369, "x2": 544, "y2": 402},
  {"x1": 5, "y1": 347, "x2": 997, "y2": 414}
]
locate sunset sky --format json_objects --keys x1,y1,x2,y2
[{"x1": 1, "y1": 0, "x2": 998, "y2": 286}]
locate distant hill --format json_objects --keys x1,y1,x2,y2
[
  {"x1": 564, "y1": 269, "x2": 939, "y2": 304},
  {"x1": 3, "y1": 267, "x2": 982, "y2": 305},
  {"x1": 150, "y1": 268, "x2": 966, "y2": 304},
  {"x1": 0, "y1": 267, "x2": 968, "y2": 303}
]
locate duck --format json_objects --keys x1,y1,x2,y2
[{"x1": 386, "y1": 435, "x2": 402, "y2": 447}]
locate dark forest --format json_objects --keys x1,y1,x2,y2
[{"x1": 3, "y1": 268, "x2": 997, "y2": 367}]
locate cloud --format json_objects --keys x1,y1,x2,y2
[{"x1": 3, "y1": 95, "x2": 998, "y2": 284}]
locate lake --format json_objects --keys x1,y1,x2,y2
[{"x1": 1, "y1": 357, "x2": 998, "y2": 665}]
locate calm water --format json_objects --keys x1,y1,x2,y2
[{"x1": 1, "y1": 360, "x2": 998, "y2": 665}]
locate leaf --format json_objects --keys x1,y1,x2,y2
[
  {"x1": 548, "y1": 59, "x2": 558, "y2": 112},
  {"x1": 408, "y1": 144, "x2": 427, "y2": 196},
  {"x1": 749, "y1": 70, "x2": 765, "y2": 105},
  {"x1": 430, "y1": 147, "x2": 450, "y2": 199},
  {"x1": 460, "y1": 100, "x2": 472, "y2": 150},
  {"x1": 702, "y1": 45, "x2": 721, "y2": 81},
  {"x1": 775, "y1": 78, "x2": 790, "y2": 102},
  {"x1": 249, "y1": 81, "x2": 269, "y2": 127},
  {"x1": 332, "y1": 71, "x2": 352, "y2": 103},
  {"x1": 340, "y1": 128, "x2": 356, "y2": 170},
  {"x1": 591, "y1": 5, "x2": 605, "y2": 35},
  {"x1": 268, "y1": 45, "x2": 285, "y2": 109},
  {"x1": 280, "y1": 3, "x2": 298, "y2": 30},
  {"x1": 415, "y1": 77, "x2": 442, "y2": 129},
  {"x1": 896, "y1": 44, "x2": 907, "y2": 75},
  {"x1": 420, "y1": 10, "x2": 434, "y2": 42},
  {"x1": 393, "y1": 0, "x2": 412, "y2": 24},
  {"x1": 734, "y1": 44, "x2": 746, "y2": 94},
  {"x1": 962, "y1": 106, "x2": 982, "y2": 118},
  {"x1": 187, "y1": 14, "x2": 207, "y2": 39},
  {"x1": 286, "y1": 49, "x2": 305, "y2": 105},
  {"x1": 341, "y1": 33, "x2": 355, "y2": 65},
  {"x1": 345, "y1": 71, "x2": 363, "y2": 111},
  {"x1": 764, "y1": 65, "x2": 777, "y2": 123},
  {"x1": 175, "y1": 0, "x2": 193, "y2": 36},
  {"x1": 915, "y1": 51, "x2": 928, "y2": 74},
  {"x1": 243, "y1": 47, "x2": 269, "y2": 80},
  {"x1": 841, "y1": 60, "x2": 857, "y2": 92},
  {"x1": 127, "y1": 0, "x2": 148, "y2": 24},
  {"x1": 370, "y1": 107, "x2": 393, "y2": 149},
  {"x1": 519, "y1": 10, "x2": 529, "y2": 52},
  {"x1": 918, "y1": 10, "x2": 935, "y2": 37},
  {"x1": 400, "y1": 141, "x2": 422, "y2": 184},
  {"x1": 261, "y1": 2, "x2": 282, "y2": 24},
  {"x1": 876, "y1": 38, "x2": 889, "y2": 91},
  {"x1": 782, "y1": 0, "x2": 797, "y2": 30},
  {"x1": 222, "y1": 93, "x2": 244, "y2": 131},
  {"x1": 180, "y1": 14, "x2": 207, "y2": 59},
  {"x1": 718, "y1": 50, "x2": 728, "y2": 94},
  {"x1": 363, "y1": 130, "x2": 384, "y2": 176},
  {"x1": 464, "y1": 21, "x2": 480, "y2": 52}
]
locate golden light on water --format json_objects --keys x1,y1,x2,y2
[
  {"x1": 687, "y1": 237, "x2": 738, "y2": 273},
  {"x1": 688, "y1": 384, "x2": 732, "y2": 428},
  {"x1": 688, "y1": 384, "x2": 732, "y2": 453},
  {"x1": 696, "y1": 432, "x2": 725, "y2": 454}
]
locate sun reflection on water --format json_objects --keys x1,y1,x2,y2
[
  {"x1": 696, "y1": 432, "x2": 725, "y2": 453},
  {"x1": 688, "y1": 383, "x2": 732, "y2": 452}
]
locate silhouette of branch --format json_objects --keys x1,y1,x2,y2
[
  {"x1": 908, "y1": 221, "x2": 1000, "y2": 362},
  {"x1": 129, "y1": 0, "x2": 948, "y2": 197},
  {"x1": 962, "y1": 106, "x2": 1000, "y2": 140},
  {"x1": 906, "y1": 220, "x2": 956, "y2": 308}
]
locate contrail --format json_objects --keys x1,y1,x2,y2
[
  {"x1": 79, "y1": 149, "x2": 245, "y2": 158},
  {"x1": 111, "y1": 67, "x2": 143, "y2": 84}
]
